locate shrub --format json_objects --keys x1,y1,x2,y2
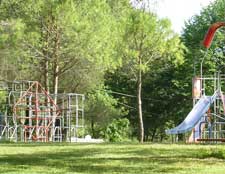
[{"x1": 105, "y1": 118, "x2": 130, "y2": 142}]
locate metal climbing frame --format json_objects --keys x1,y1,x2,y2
[
  {"x1": 56, "y1": 93, "x2": 85, "y2": 142},
  {"x1": 0, "y1": 80, "x2": 85, "y2": 142},
  {"x1": 0, "y1": 80, "x2": 35, "y2": 141},
  {"x1": 192, "y1": 74, "x2": 225, "y2": 142},
  {"x1": 166, "y1": 22, "x2": 225, "y2": 143},
  {"x1": 193, "y1": 22, "x2": 225, "y2": 142}
]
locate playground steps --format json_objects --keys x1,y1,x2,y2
[{"x1": 197, "y1": 138, "x2": 225, "y2": 142}]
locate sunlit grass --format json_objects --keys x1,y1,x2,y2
[{"x1": 0, "y1": 143, "x2": 225, "y2": 173}]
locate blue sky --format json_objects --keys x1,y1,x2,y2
[{"x1": 155, "y1": 0, "x2": 216, "y2": 33}]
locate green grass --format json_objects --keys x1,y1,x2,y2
[{"x1": 0, "y1": 143, "x2": 225, "y2": 173}]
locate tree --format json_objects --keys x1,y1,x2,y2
[
  {"x1": 0, "y1": 0, "x2": 122, "y2": 96},
  {"x1": 120, "y1": 6, "x2": 184, "y2": 142},
  {"x1": 0, "y1": 17, "x2": 27, "y2": 80},
  {"x1": 85, "y1": 88, "x2": 127, "y2": 138}
]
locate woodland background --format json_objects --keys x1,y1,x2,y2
[{"x1": 0, "y1": 0, "x2": 224, "y2": 142}]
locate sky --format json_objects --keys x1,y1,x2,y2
[{"x1": 155, "y1": 0, "x2": 216, "y2": 33}]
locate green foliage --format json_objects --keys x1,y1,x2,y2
[
  {"x1": 0, "y1": 0, "x2": 130, "y2": 141},
  {"x1": 86, "y1": 89, "x2": 126, "y2": 122},
  {"x1": 0, "y1": 0, "x2": 218, "y2": 142},
  {"x1": 0, "y1": 0, "x2": 123, "y2": 91},
  {"x1": 182, "y1": 0, "x2": 225, "y2": 76},
  {"x1": 105, "y1": 6, "x2": 185, "y2": 141},
  {"x1": 123, "y1": 10, "x2": 184, "y2": 73},
  {"x1": 85, "y1": 88, "x2": 128, "y2": 138},
  {"x1": 104, "y1": 118, "x2": 130, "y2": 142},
  {"x1": 0, "y1": 90, "x2": 6, "y2": 114}
]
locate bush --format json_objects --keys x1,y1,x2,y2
[{"x1": 105, "y1": 118, "x2": 130, "y2": 142}]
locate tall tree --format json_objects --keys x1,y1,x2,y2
[
  {"x1": 104, "y1": 0, "x2": 185, "y2": 142},
  {"x1": 119, "y1": 7, "x2": 184, "y2": 142},
  {"x1": 0, "y1": 0, "x2": 122, "y2": 95}
]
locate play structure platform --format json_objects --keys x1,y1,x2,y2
[{"x1": 166, "y1": 22, "x2": 225, "y2": 143}]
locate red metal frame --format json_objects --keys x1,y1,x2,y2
[{"x1": 13, "y1": 81, "x2": 61, "y2": 142}]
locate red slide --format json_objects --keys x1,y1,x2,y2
[{"x1": 203, "y1": 22, "x2": 225, "y2": 48}]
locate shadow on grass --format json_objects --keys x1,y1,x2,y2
[
  {"x1": 116, "y1": 146, "x2": 225, "y2": 160},
  {"x1": 0, "y1": 154, "x2": 181, "y2": 174},
  {"x1": 0, "y1": 144, "x2": 224, "y2": 173},
  {"x1": 0, "y1": 146, "x2": 184, "y2": 174}
]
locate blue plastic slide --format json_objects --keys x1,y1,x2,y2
[{"x1": 166, "y1": 91, "x2": 218, "y2": 134}]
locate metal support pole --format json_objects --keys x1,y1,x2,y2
[{"x1": 200, "y1": 50, "x2": 208, "y2": 96}]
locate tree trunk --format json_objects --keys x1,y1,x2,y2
[
  {"x1": 160, "y1": 133, "x2": 164, "y2": 142},
  {"x1": 53, "y1": 24, "x2": 60, "y2": 104},
  {"x1": 41, "y1": 19, "x2": 50, "y2": 93},
  {"x1": 137, "y1": 57, "x2": 144, "y2": 143},
  {"x1": 151, "y1": 128, "x2": 157, "y2": 142},
  {"x1": 44, "y1": 60, "x2": 49, "y2": 93},
  {"x1": 53, "y1": 62, "x2": 59, "y2": 104},
  {"x1": 91, "y1": 116, "x2": 95, "y2": 138},
  {"x1": 144, "y1": 127, "x2": 149, "y2": 141}
]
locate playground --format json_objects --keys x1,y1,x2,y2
[
  {"x1": 0, "y1": 143, "x2": 224, "y2": 174},
  {"x1": 1, "y1": 0, "x2": 225, "y2": 173},
  {"x1": 0, "y1": 22, "x2": 224, "y2": 144},
  {"x1": 166, "y1": 22, "x2": 225, "y2": 143}
]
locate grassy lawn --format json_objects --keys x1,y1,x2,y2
[{"x1": 0, "y1": 143, "x2": 225, "y2": 174}]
